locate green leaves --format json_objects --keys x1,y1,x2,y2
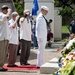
[
  {"x1": 14, "y1": 1, "x2": 24, "y2": 16},
  {"x1": 54, "y1": 0, "x2": 75, "y2": 25},
  {"x1": 58, "y1": 7, "x2": 73, "y2": 16},
  {"x1": 59, "y1": 61, "x2": 75, "y2": 75}
]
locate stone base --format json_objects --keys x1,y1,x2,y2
[
  {"x1": 49, "y1": 58, "x2": 58, "y2": 63},
  {"x1": 40, "y1": 58, "x2": 59, "y2": 74}
]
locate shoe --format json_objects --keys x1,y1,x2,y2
[
  {"x1": 0, "y1": 68, "x2": 8, "y2": 71},
  {"x1": 37, "y1": 67, "x2": 40, "y2": 68},
  {"x1": 34, "y1": 47, "x2": 38, "y2": 49},
  {"x1": 13, "y1": 64, "x2": 18, "y2": 67},
  {"x1": 20, "y1": 62, "x2": 30, "y2": 65},
  {"x1": 7, "y1": 64, "x2": 18, "y2": 67},
  {"x1": 17, "y1": 53, "x2": 20, "y2": 55},
  {"x1": 25, "y1": 62, "x2": 30, "y2": 65}
]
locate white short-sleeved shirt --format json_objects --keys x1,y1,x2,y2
[
  {"x1": 0, "y1": 12, "x2": 9, "y2": 41},
  {"x1": 9, "y1": 19, "x2": 18, "y2": 44},
  {"x1": 19, "y1": 17, "x2": 31, "y2": 41}
]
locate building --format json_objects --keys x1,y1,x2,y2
[{"x1": 24, "y1": 0, "x2": 62, "y2": 41}]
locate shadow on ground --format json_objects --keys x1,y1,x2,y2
[{"x1": 16, "y1": 51, "x2": 37, "y2": 62}]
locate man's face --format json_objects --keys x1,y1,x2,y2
[
  {"x1": 2, "y1": 9, "x2": 8, "y2": 14},
  {"x1": 26, "y1": 12, "x2": 30, "y2": 18},
  {"x1": 42, "y1": 9, "x2": 48, "y2": 15},
  {"x1": 13, "y1": 14, "x2": 18, "y2": 20},
  {"x1": 44, "y1": 10, "x2": 48, "y2": 15}
]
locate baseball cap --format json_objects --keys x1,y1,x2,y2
[
  {"x1": 12, "y1": 12, "x2": 18, "y2": 16},
  {"x1": 41, "y1": 6, "x2": 49, "y2": 11},
  {"x1": 1, "y1": 5, "x2": 8, "y2": 10},
  {"x1": 23, "y1": 9, "x2": 30, "y2": 15}
]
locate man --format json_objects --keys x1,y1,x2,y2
[
  {"x1": 32, "y1": 20, "x2": 38, "y2": 49},
  {"x1": 7, "y1": 12, "x2": 19, "y2": 67},
  {"x1": 19, "y1": 9, "x2": 31, "y2": 65},
  {"x1": 0, "y1": 5, "x2": 11, "y2": 71},
  {"x1": 47, "y1": 29, "x2": 53, "y2": 47},
  {"x1": 48, "y1": 19, "x2": 53, "y2": 30},
  {"x1": 36, "y1": 6, "x2": 49, "y2": 67},
  {"x1": 70, "y1": 19, "x2": 75, "y2": 34}
]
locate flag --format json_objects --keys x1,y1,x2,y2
[{"x1": 32, "y1": 0, "x2": 39, "y2": 16}]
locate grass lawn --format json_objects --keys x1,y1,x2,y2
[
  {"x1": 62, "y1": 25, "x2": 70, "y2": 33},
  {"x1": 61, "y1": 25, "x2": 70, "y2": 41}
]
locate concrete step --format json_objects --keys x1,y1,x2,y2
[
  {"x1": 51, "y1": 43, "x2": 61, "y2": 48},
  {"x1": 49, "y1": 58, "x2": 58, "y2": 63},
  {"x1": 40, "y1": 58, "x2": 59, "y2": 74}
]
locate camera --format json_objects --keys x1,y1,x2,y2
[{"x1": 24, "y1": 14, "x2": 28, "y2": 18}]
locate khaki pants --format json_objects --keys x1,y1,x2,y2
[
  {"x1": 8, "y1": 44, "x2": 18, "y2": 65},
  {"x1": 0, "y1": 40, "x2": 9, "y2": 67}
]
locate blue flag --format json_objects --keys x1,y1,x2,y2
[{"x1": 32, "y1": 0, "x2": 39, "y2": 16}]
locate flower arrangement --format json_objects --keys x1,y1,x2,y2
[
  {"x1": 58, "y1": 52, "x2": 75, "y2": 75},
  {"x1": 61, "y1": 38, "x2": 75, "y2": 55},
  {"x1": 53, "y1": 52, "x2": 75, "y2": 75},
  {"x1": 53, "y1": 37, "x2": 75, "y2": 75}
]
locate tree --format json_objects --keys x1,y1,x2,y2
[
  {"x1": 13, "y1": 0, "x2": 24, "y2": 16},
  {"x1": 55, "y1": 0, "x2": 75, "y2": 7},
  {"x1": 54, "y1": 0, "x2": 75, "y2": 33},
  {"x1": 55, "y1": 0, "x2": 75, "y2": 30}
]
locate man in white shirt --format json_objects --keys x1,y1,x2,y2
[
  {"x1": 19, "y1": 9, "x2": 31, "y2": 65},
  {"x1": 0, "y1": 5, "x2": 11, "y2": 71},
  {"x1": 7, "y1": 12, "x2": 19, "y2": 67},
  {"x1": 36, "y1": 6, "x2": 49, "y2": 67}
]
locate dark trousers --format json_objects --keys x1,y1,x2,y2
[
  {"x1": 17, "y1": 40, "x2": 21, "y2": 55},
  {"x1": 20, "y1": 39, "x2": 31, "y2": 64}
]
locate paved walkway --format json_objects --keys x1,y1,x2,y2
[{"x1": 0, "y1": 42, "x2": 62, "y2": 75}]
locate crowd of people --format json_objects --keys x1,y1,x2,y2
[{"x1": 0, "y1": 5, "x2": 53, "y2": 71}]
